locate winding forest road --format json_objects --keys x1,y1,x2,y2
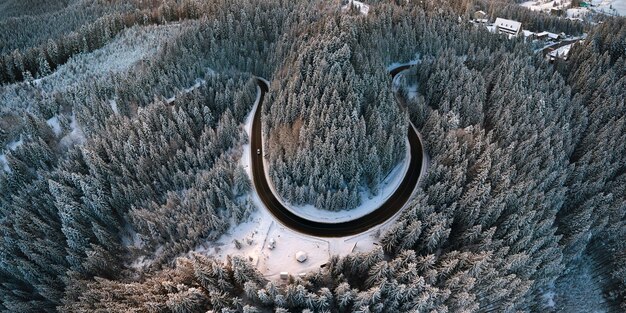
[{"x1": 250, "y1": 65, "x2": 425, "y2": 237}]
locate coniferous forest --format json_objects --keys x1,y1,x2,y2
[{"x1": 0, "y1": 0, "x2": 625, "y2": 312}]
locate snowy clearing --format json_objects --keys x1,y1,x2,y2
[
  {"x1": 58, "y1": 114, "x2": 85, "y2": 148},
  {"x1": 0, "y1": 138, "x2": 24, "y2": 173},
  {"x1": 37, "y1": 24, "x2": 183, "y2": 94},
  {"x1": 0, "y1": 23, "x2": 184, "y2": 112},
  {"x1": 0, "y1": 154, "x2": 9, "y2": 173},
  {"x1": 590, "y1": 0, "x2": 626, "y2": 16},
  {"x1": 521, "y1": 0, "x2": 626, "y2": 16},
  {"x1": 567, "y1": 7, "x2": 591, "y2": 18},
  {"x1": 521, "y1": 0, "x2": 572, "y2": 12},
  {"x1": 7, "y1": 138, "x2": 23, "y2": 151},
  {"x1": 46, "y1": 116, "x2": 62, "y2": 136},
  {"x1": 342, "y1": 0, "x2": 370, "y2": 15},
  {"x1": 193, "y1": 196, "x2": 383, "y2": 280}
]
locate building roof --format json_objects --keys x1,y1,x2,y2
[
  {"x1": 295, "y1": 251, "x2": 308, "y2": 263},
  {"x1": 494, "y1": 18, "x2": 522, "y2": 33}
]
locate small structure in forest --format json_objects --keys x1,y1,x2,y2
[
  {"x1": 474, "y1": 10, "x2": 487, "y2": 20},
  {"x1": 494, "y1": 18, "x2": 522, "y2": 37}
]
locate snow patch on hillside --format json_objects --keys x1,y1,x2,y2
[
  {"x1": 0, "y1": 154, "x2": 10, "y2": 173},
  {"x1": 7, "y1": 138, "x2": 23, "y2": 151},
  {"x1": 567, "y1": 7, "x2": 590, "y2": 18},
  {"x1": 109, "y1": 100, "x2": 119, "y2": 115},
  {"x1": 521, "y1": 0, "x2": 626, "y2": 16},
  {"x1": 46, "y1": 116, "x2": 62, "y2": 136},
  {"x1": 342, "y1": 0, "x2": 370, "y2": 15},
  {"x1": 521, "y1": 0, "x2": 571, "y2": 12},
  {"x1": 59, "y1": 114, "x2": 85, "y2": 148},
  {"x1": 542, "y1": 287, "x2": 556, "y2": 308},
  {"x1": 0, "y1": 23, "x2": 183, "y2": 112},
  {"x1": 0, "y1": 137, "x2": 24, "y2": 173},
  {"x1": 37, "y1": 24, "x2": 182, "y2": 94},
  {"x1": 404, "y1": 83, "x2": 419, "y2": 100},
  {"x1": 591, "y1": 0, "x2": 626, "y2": 16}
]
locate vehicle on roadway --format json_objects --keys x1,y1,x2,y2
[{"x1": 257, "y1": 148, "x2": 261, "y2": 155}]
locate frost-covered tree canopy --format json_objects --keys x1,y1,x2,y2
[
  {"x1": 0, "y1": 0, "x2": 624, "y2": 312},
  {"x1": 264, "y1": 17, "x2": 407, "y2": 211}
]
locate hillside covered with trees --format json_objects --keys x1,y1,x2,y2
[
  {"x1": 0, "y1": 0, "x2": 624, "y2": 312},
  {"x1": 263, "y1": 16, "x2": 407, "y2": 211}
]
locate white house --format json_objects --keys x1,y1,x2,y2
[
  {"x1": 494, "y1": 18, "x2": 522, "y2": 37},
  {"x1": 536, "y1": 31, "x2": 563, "y2": 40}
]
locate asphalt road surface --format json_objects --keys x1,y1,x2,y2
[{"x1": 250, "y1": 65, "x2": 424, "y2": 237}]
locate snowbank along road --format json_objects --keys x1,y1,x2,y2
[{"x1": 250, "y1": 65, "x2": 426, "y2": 237}]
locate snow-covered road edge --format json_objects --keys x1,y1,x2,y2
[
  {"x1": 267, "y1": 140, "x2": 411, "y2": 223},
  {"x1": 254, "y1": 84, "x2": 412, "y2": 223}
]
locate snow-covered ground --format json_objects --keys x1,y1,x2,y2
[
  {"x1": 257, "y1": 105, "x2": 410, "y2": 223},
  {"x1": 193, "y1": 195, "x2": 383, "y2": 280},
  {"x1": 548, "y1": 43, "x2": 573, "y2": 59},
  {"x1": 162, "y1": 68, "x2": 214, "y2": 105},
  {"x1": 0, "y1": 23, "x2": 184, "y2": 114},
  {"x1": 342, "y1": 0, "x2": 370, "y2": 15},
  {"x1": 28, "y1": 24, "x2": 182, "y2": 97},
  {"x1": 109, "y1": 100, "x2": 119, "y2": 115},
  {"x1": 58, "y1": 114, "x2": 85, "y2": 149},
  {"x1": 552, "y1": 255, "x2": 610, "y2": 312},
  {"x1": 0, "y1": 154, "x2": 9, "y2": 173},
  {"x1": 521, "y1": 0, "x2": 626, "y2": 16},
  {"x1": 542, "y1": 285, "x2": 557, "y2": 308},
  {"x1": 195, "y1": 86, "x2": 396, "y2": 280},
  {"x1": 7, "y1": 138, "x2": 22, "y2": 150},
  {"x1": 0, "y1": 23, "x2": 186, "y2": 165},
  {"x1": 590, "y1": 0, "x2": 626, "y2": 16},
  {"x1": 279, "y1": 141, "x2": 409, "y2": 223},
  {"x1": 521, "y1": 0, "x2": 572, "y2": 12},
  {"x1": 46, "y1": 116, "x2": 62, "y2": 136},
  {"x1": 567, "y1": 7, "x2": 590, "y2": 18},
  {"x1": 0, "y1": 138, "x2": 24, "y2": 173}
]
